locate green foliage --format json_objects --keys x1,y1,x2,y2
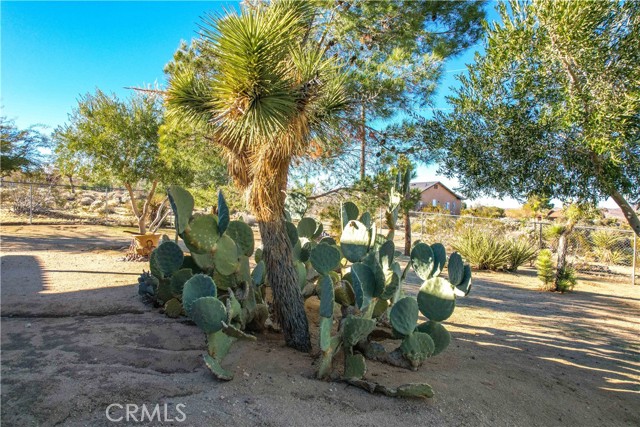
[
  {"x1": 308, "y1": 200, "x2": 473, "y2": 397},
  {"x1": 556, "y1": 266, "x2": 578, "y2": 293},
  {"x1": 454, "y1": 228, "x2": 536, "y2": 271},
  {"x1": 1, "y1": 116, "x2": 49, "y2": 176},
  {"x1": 461, "y1": 205, "x2": 505, "y2": 219},
  {"x1": 536, "y1": 249, "x2": 555, "y2": 291},
  {"x1": 436, "y1": 0, "x2": 640, "y2": 235}
]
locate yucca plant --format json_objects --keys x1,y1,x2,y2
[
  {"x1": 506, "y1": 239, "x2": 538, "y2": 271},
  {"x1": 453, "y1": 228, "x2": 511, "y2": 270},
  {"x1": 536, "y1": 249, "x2": 555, "y2": 291},
  {"x1": 166, "y1": 1, "x2": 348, "y2": 351}
]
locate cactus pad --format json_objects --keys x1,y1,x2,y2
[
  {"x1": 456, "y1": 265, "x2": 472, "y2": 295},
  {"x1": 212, "y1": 234, "x2": 239, "y2": 276},
  {"x1": 191, "y1": 296, "x2": 227, "y2": 334},
  {"x1": 342, "y1": 316, "x2": 376, "y2": 347},
  {"x1": 310, "y1": 243, "x2": 341, "y2": 275},
  {"x1": 416, "y1": 321, "x2": 451, "y2": 356},
  {"x1": 170, "y1": 268, "x2": 193, "y2": 296},
  {"x1": 410, "y1": 243, "x2": 435, "y2": 280},
  {"x1": 341, "y1": 201, "x2": 359, "y2": 229},
  {"x1": 431, "y1": 243, "x2": 447, "y2": 277},
  {"x1": 167, "y1": 185, "x2": 194, "y2": 235},
  {"x1": 447, "y1": 252, "x2": 465, "y2": 286},
  {"x1": 379, "y1": 240, "x2": 395, "y2": 269},
  {"x1": 345, "y1": 353, "x2": 366, "y2": 379},
  {"x1": 359, "y1": 211, "x2": 372, "y2": 228},
  {"x1": 225, "y1": 220, "x2": 254, "y2": 256},
  {"x1": 217, "y1": 190, "x2": 229, "y2": 234},
  {"x1": 182, "y1": 274, "x2": 217, "y2": 317},
  {"x1": 297, "y1": 217, "x2": 318, "y2": 239},
  {"x1": 341, "y1": 220, "x2": 370, "y2": 262},
  {"x1": 284, "y1": 192, "x2": 308, "y2": 221},
  {"x1": 390, "y1": 297, "x2": 419, "y2": 337},
  {"x1": 318, "y1": 274, "x2": 335, "y2": 318},
  {"x1": 417, "y1": 277, "x2": 456, "y2": 322},
  {"x1": 155, "y1": 241, "x2": 184, "y2": 276},
  {"x1": 164, "y1": 298, "x2": 182, "y2": 318},
  {"x1": 203, "y1": 353, "x2": 233, "y2": 381},
  {"x1": 285, "y1": 221, "x2": 298, "y2": 246},
  {"x1": 251, "y1": 261, "x2": 266, "y2": 286},
  {"x1": 182, "y1": 214, "x2": 220, "y2": 254},
  {"x1": 400, "y1": 332, "x2": 435, "y2": 368},
  {"x1": 396, "y1": 383, "x2": 434, "y2": 398},
  {"x1": 350, "y1": 262, "x2": 375, "y2": 309}
]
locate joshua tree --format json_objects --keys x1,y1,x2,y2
[{"x1": 166, "y1": 1, "x2": 347, "y2": 351}]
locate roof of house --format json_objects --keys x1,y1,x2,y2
[{"x1": 410, "y1": 181, "x2": 464, "y2": 200}]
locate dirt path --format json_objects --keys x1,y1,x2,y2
[{"x1": 1, "y1": 225, "x2": 639, "y2": 426}]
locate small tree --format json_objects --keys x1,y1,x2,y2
[
  {"x1": 54, "y1": 90, "x2": 164, "y2": 234},
  {"x1": 536, "y1": 249, "x2": 554, "y2": 291},
  {"x1": 1, "y1": 116, "x2": 49, "y2": 177}
]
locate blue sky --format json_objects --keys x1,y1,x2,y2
[{"x1": 3, "y1": 1, "x2": 596, "y2": 209}]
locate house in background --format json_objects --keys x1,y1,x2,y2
[{"x1": 410, "y1": 181, "x2": 464, "y2": 215}]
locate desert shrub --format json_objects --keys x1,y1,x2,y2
[
  {"x1": 454, "y1": 229, "x2": 536, "y2": 271},
  {"x1": 543, "y1": 223, "x2": 565, "y2": 250},
  {"x1": 10, "y1": 186, "x2": 52, "y2": 215},
  {"x1": 590, "y1": 229, "x2": 631, "y2": 265},
  {"x1": 536, "y1": 249, "x2": 555, "y2": 291},
  {"x1": 461, "y1": 205, "x2": 505, "y2": 218},
  {"x1": 556, "y1": 266, "x2": 577, "y2": 292},
  {"x1": 506, "y1": 239, "x2": 538, "y2": 271}
]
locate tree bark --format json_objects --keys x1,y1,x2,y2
[
  {"x1": 403, "y1": 209, "x2": 411, "y2": 256},
  {"x1": 609, "y1": 188, "x2": 640, "y2": 237},
  {"x1": 67, "y1": 175, "x2": 75, "y2": 193},
  {"x1": 359, "y1": 104, "x2": 366, "y2": 181},
  {"x1": 258, "y1": 220, "x2": 311, "y2": 352},
  {"x1": 124, "y1": 181, "x2": 158, "y2": 235}
]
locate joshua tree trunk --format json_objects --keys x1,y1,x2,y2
[
  {"x1": 249, "y1": 159, "x2": 311, "y2": 352},
  {"x1": 404, "y1": 209, "x2": 411, "y2": 256},
  {"x1": 554, "y1": 221, "x2": 576, "y2": 291},
  {"x1": 258, "y1": 220, "x2": 311, "y2": 352}
]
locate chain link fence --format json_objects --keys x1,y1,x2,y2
[
  {"x1": 0, "y1": 180, "x2": 152, "y2": 227},
  {"x1": 407, "y1": 211, "x2": 638, "y2": 285}
]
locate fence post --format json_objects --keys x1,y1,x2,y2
[
  {"x1": 29, "y1": 182, "x2": 33, "y2": 225},
  {"x1": 633, "y1": 233, "x2": 637, "y2": 286},
  {"x1": 104, "y1": 188, "x2": 109, "y2": 219}
]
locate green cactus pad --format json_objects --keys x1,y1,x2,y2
[
  {"x1": 400, "y1": 332, "x2": 435, "y2": 368},
  {"x1": 212, "y1": 234, "x2": 239, "y2": 276},
  {"x1": 191, "y1": 251, "x2": 215, "y2": 272},
  {"x1": 182, "y1": 214, "x2": 220, "y2": 254},
  {"x1": 170, "y1": 268, "x2": 193, "y2": 296},
  {"x1": 456, "y1": 265, "x2": 472, "y2": 295},
  {"x1": 180, "y1": 254, "x2": 204, "y2": 274},
  {"x1": 410, "y1": 243, "x2": 435, "y2": 280},
  {"x1": 431, "y1": 243, "x2": 447, "y2": 277},
  {"x1": 312, "y1": 221, "x2": 324, "y2": 239},
  {"x1": 379, "y1": 240, "x2": 395, "y2": 269},
  {"x1": 254, "y1": 247, "x2": 263, "y2": 263},
  {"x1": 416, "y1": 321, "x2": 451, "y2": 356},
  {"x1": 345, "y1": 353, "x2": 366, "y2": 379},
  {"x1": 164, "y1": 298, "x2": 182, "y2": 318},
  {"x1": 251, "y1": 261, "x2": 266, "y2": 286},
  {"x1": 334, "y1": 282, "x2": 355, "y2": 306},
  {"x1": 285, "y1": 221, "x2": 298, "y2": 246},
  {"x1": 380, "y1": 272, "x2": 400, "y2": 300},
  {"x1": 310, "y1": 243, "x2": 341, "y2": 275},
  {"x1": 390, "y1": 297, "x2": 419, "y2": 337},
  {"x1": 318, "y1": 274, "x2": 335, "y2": 318},
  {"x1": 284, "y1": 192, "x2": 308, "y2": 221},
  {"x1": 217, "y1": 190, "x2": 229, "y2": 234},
  {"x1": 149, "y1": 249, "x2": 163, "y2": 279},
  {"x1": 203, "y1": 353, "x2": 233, "y2": 381},
  {"x1": 191, "y1": 296, "x2": 227, "y2": 334},
  {"x1": 319, "y1": 316, "x2": 333, "y2": 351},
  {"x1": 318, "y1": 334, "x2": 341, "y2": 379},
  {"x1": 396, "y1": 383, "x2": 434, "y2": 398},
  {"x1": 221, "y1": 321, "x2": 257, "y2": 341},
  {"x1": 207, "y1": 330, "x2": 236, "y2": 360},
  {"x1": 342, "y1": 316, "x2": 376, "y2": 347},
  {"x1": 300, "y1": 240, "x2": 315, "y2": 263},
  {"x1": 359, "y1": 211, "x2": 372, "y2": 228},
  {"x1": 447, "y1": 252, "x2": 465, "y2": 286},
  {"x1": 350, "y1": 262, "x2": 375, "y2": 309},
  {"x1": 225, "y1": 290, "x2": 242, "y2": 323},
  {"x1": 297, "y1": 217, "x2": 318, "y2": 239},
  {"x1": 341, "y1": 220, "x2": 370, "y2": 263},
  {"x1": 319, "y1": 236, "x2": 337, "y2": 246},
  {"x1": 417, "y1": 277, "x2": 456, "y2": 322},
  {"x1": 295, "y1": 260, "x2": 307, "y2": 289},
  {"x1": 225, "y1": 220, "x2": 254, "y2": 256},
  {"x1": 341, "y1": 201, "x2": 359, "y2": 229},
  {"x1": 155, "y1": 241, "x2": 184, "y2": 276},
  {"x1": 213, "y1": 270, "x2": 236, "y2": 291},
  {"x1": 363, "y1": 252, "x2": 385, "y2": 298},
  {"x1": 167, "y1": 185, "x2": 194, "y2": 235},
  {"x1": 372, "y1": 298, "x2": 389, "y2": 318},
  {"x1": 182, "y1": 274, "x2": 217, "y2": 317},
  {"x1": 156, "y1": 278, "x2": 173, "y2": 304}
]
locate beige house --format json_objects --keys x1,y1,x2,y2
[{"x1": 410, "y1": 181, "x2": 464, "y2": 215}]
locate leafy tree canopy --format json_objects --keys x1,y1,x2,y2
[
  {"x1": 1, "y1": 116, "x2": 49, "y2": 177},
  {"x1": 435, "y1": 0, "x2": 640, "y2": 235}
]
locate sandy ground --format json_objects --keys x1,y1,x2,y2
[{"x1": 1, "y1": 224, "x2": 639, "y2": 427}]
